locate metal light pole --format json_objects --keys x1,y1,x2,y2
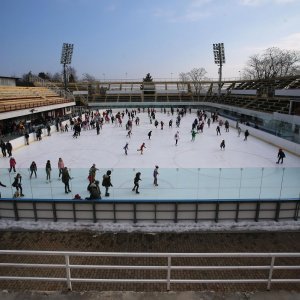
[
  {"x1": 60, "y1": 43, "x2": 74, "y2": 92},
  {"x1": 213, "y1": 43, "x2": 225, "y2": 97}
]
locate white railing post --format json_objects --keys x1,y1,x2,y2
[
  {"x1": 65, "y1": 255, "x2": 72, "y2": 291},
  {"x1": 267, "y1": 256, "x2": 275, "y2": 291},
  {"x1": 167, "y1": 256, "x2": 171, "y2": 291}
]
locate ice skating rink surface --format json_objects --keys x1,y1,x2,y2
[{"x1": 0, "y1": 110, "x2": 299, "y2": 200}]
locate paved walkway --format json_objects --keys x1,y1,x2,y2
[{"x1": 1, "y1": 290, "x2": 300, "y2": 300}]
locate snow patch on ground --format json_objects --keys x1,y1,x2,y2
[{"x1": 1, "y1": 219, "x2": 300, "y2": 233}]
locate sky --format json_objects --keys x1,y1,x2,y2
[{"x1": 0, "y1": 0, "x2": 300, "y2": 81}]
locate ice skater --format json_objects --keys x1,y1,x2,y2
[
  {"x1": 123, "y1": 142, "x2": 129, "y2": 155},
  {"x1": 58, "y1": 158, "x2": 64, "y2": 178},
  {"x1": 174, "y1": 131, "x2": 179, "y2": 146},
  {"x1": 9, "y1": 157, "x2": 16, "y2": 173},
  {"x1": 237, "y1": 126, "x2": 241, "y2": 137},
  {"x1": 216, "y1": 126, "x2": 221, "y2": 136},
  {"x1": 46, "y1": 160, "x2": 52, "y2": 182},
  {"x1": 191, "y1": 130, "x2": 197, "y2": 142},
  {"x1": 62, "y1": 167, "x2": 72, "y2": 194},
  {"x1": 29, "y1": 161, "x2": 37, "y2": 178},
  {"x1": 244, "y1": 129, "x2": 249, "y2": 141},
  {"x1": 132, "y1": 172, "x2": 141, "y2": 194},
  {"x1": 12, "y1": 173, "x2": 24, "y2": 197},
  {"x1": 276, "y1": 149, "x2": 286, "y2": 164},
  {"x1": 102, "y1": 170, "x2": 113, "y2": 197},
  {"x1": 153, "y1": 165, "x2": 159, "y2": 186},
  {"x1": 148, "y1": 130, "x2": 152, "y2": 140},
  {"x1": 126, "y1": 130, "x2": 132, "y2": 138},
  {"x1": 137, "y1": 142, "x2": 146, "y2": 155},
  {"x1": 220, "y1": 140, "x2": 225, "y2": 150}
]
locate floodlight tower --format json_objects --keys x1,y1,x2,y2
[
  {"x1": 213, "y1": 43, "x2": 225, "y2": 97},
  {"x1": 60, "y1": 43, "x2": 74, "y2": 92}
]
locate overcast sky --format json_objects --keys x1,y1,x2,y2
[{"x1": 0, "y1": 0, "x2": 299, "y2": 81}]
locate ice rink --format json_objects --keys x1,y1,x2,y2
[{"x1": 1, "y1": 109, "x2": 300, "y2": 200}]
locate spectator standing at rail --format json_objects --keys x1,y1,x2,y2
[
  {"x1": 276, "y1": 149, "x2": 286, "y2": 164},
  {"x1": 6, "y1": 141, "x2": 12, "y2": 157},
  {"x1": 58, "y1": 158, "x2": 65, "y2": 179},
  {"x1": 153, "y1": 166, "x2": 159, "y2": 186},
  {"x1": 87, "y1": 180, "x2": 101, "y2": 200},
  {"x1": 29, "y1": 161, "x2": 37, "y2": 179},
  {"x1": 0, "y1": 140, "x2": 6, "y2": 157},
  {"x1": 9, "y1": 157, "x2": 16, "y2": 173},
  {"x1": 46, "y1": 160, "x2": 52, "y2": 182},
  {"x1": 132, "y1": 172, "x2": 141, "y2": 194}
]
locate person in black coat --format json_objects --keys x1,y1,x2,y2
[
  {"x1": 62, "y1": 167, "x2": 72, "y2": 193},
  {"x1": 0, "y1": 140, "x2": 6, "y2": 157},
  {"x1": 276, "y1": 149, "x2": 286, "y2": 164},
  {"x1": 220, "y1": 140, "x2": 225, "y2": 150},
  {"x1": 102, "y1": 170, "x2": 113, "y2": 197},
  {"x1": 87, "y1": 180, "x2": 101, "y2": 200},
  {"x1": 24, "y1": 132, "x2": 29, "y2": 145},
  {"x1": 0, "y1": 181, "x2": 6, "y2": 198},
  {"x1": 12, "y1": 173, "x2": 24, "y2": 197},
  {"x1": 132, "y1": 172, "x2": 141, "y2": 194},
  {"x1": 29, "y1": 161, "x2": 37, "y2": 178},
  {"x1": 6, "y1": 141, "x2": 12, "y2": 157}
]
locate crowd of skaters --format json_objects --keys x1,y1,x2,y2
[{"x1": 0, "y1": 107, "x2": 287, "y2": 199}]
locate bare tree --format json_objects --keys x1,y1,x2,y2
[
  {"x1": 52, "y1": 72, "x2": 62, "y2": 82},
  {"x1": 82, "y1": 73, "x2": 96, "y2": 82},
  {"x1": 67, "y1": 66, "x2": 78, "y2": 82},
  {"x1": 244, "y1": 47, "x2": 300, "y2": 79}
]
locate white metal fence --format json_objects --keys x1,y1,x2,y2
[{"x1": 0, "y1": 250, "x2": 300, "y2": 291}]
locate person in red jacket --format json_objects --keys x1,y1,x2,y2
[
  {"x1": 137, "y1": 143, "x2": 146, "y2": 155},
  {"x1": 9, "y1": 157, "x2": 16, "y2": 173}
]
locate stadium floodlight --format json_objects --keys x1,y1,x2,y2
[
  {"x1": 213, "y1": 43, "x2": 226, "y2": 97},
  {"x1": 61, "y1": 43, "x2": 74, "y2": 64},
  {"x1": 60, "y1": 43, "x2": 74, "y2": 92}
]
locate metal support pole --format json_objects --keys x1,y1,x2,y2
[
  {"x1": 65, "y1": 255, "x2": 72, "y2": 291},
  {"x1": 267, "y1": 256, "x2": 275, "y2": 291},
  {"x1": 63, "y1": 63, "x2": 67, "y2": 92},
  {"x1": 167, "y1": 256, "x2": 171, "y2": 291}
]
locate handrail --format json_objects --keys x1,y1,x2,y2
[{"x1": 0, "y1": 250, "x2": 300, "y2": 291}]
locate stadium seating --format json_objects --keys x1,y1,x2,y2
[{"x1": 0, "y1": 86, "x2": 71, "y2": 113}]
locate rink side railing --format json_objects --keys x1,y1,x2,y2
[
  {"x1": 0, "y1": 198, "x2": 299, "y2": 223},
  {"x1": 0, "y1": 250, "x2": 300, "y2": 291}
]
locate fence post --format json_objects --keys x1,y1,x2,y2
[
  {"x1": 267, "y1": 256, "x2": 275, "y2": 291},
  {"x1": 65, "y1": 255, "x2": 72, "y2": 291},
  {"x1": 167, "y1": 256, "x2": 171, "y2": 291}
]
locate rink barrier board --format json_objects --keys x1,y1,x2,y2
[{"x1": 0, "y1": 198, "x2": 299, "y2": 224}]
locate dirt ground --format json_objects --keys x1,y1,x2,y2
[{"x1": 0, "y1": 230, "x2": 300, "y2": 292}]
